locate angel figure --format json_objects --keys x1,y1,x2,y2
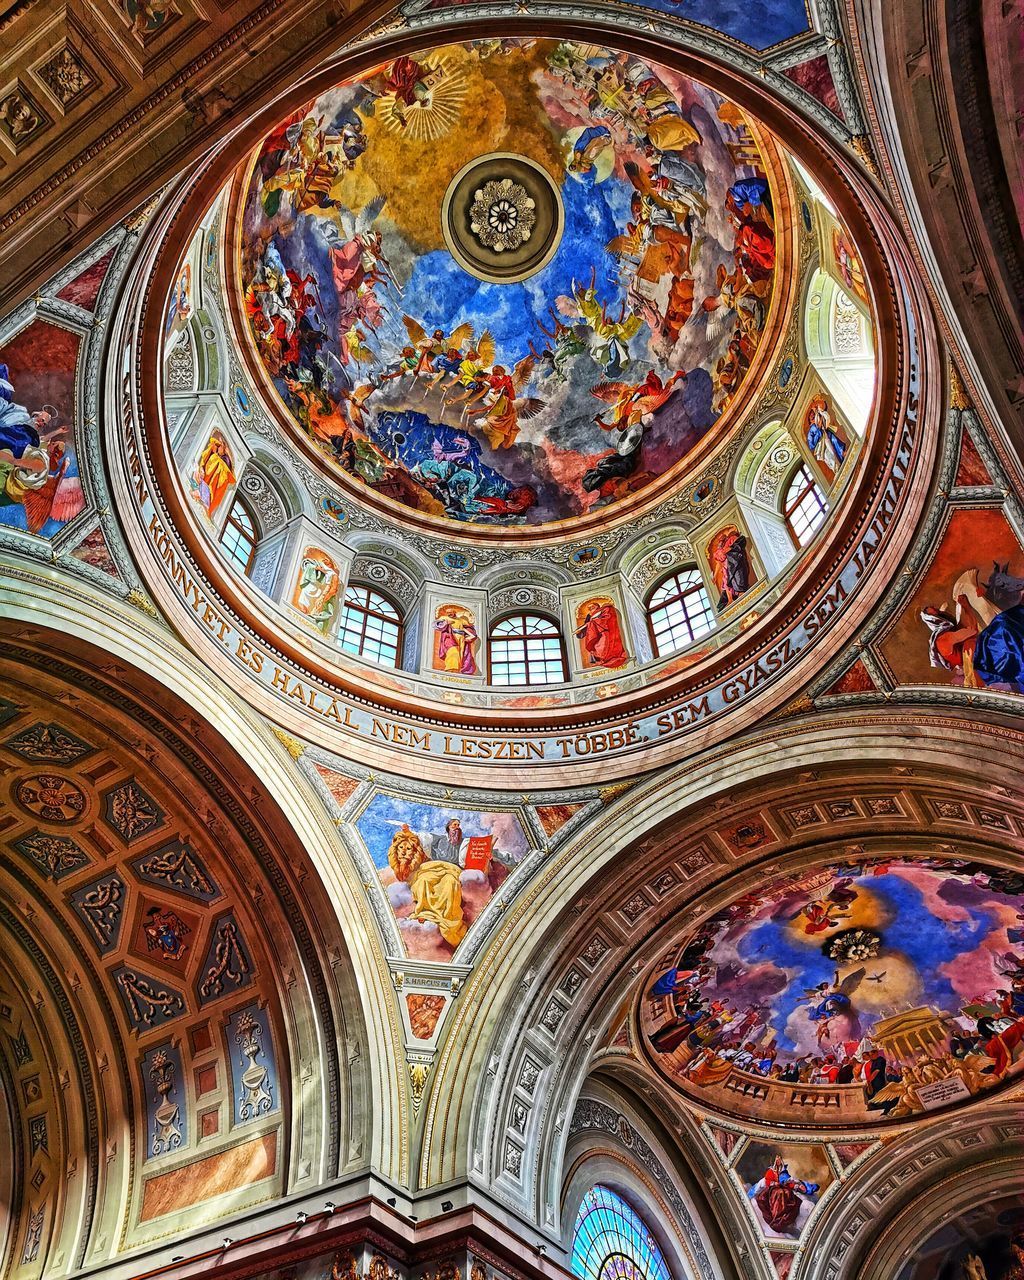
[
  {"x1": 471, "y1": 356, "x2": 544, "y2": 449},
  {"x1": 801, "y1": 968, "x2": 865, "y2": 1047},
  {"x1": 590, "y1": 368, "x2": 686, "y2": 433},
  {"x1": 556, "y1": 269, "x2": 642, "y2": 378},
  {"x1": 441, "y1": 331, "x2": 497, "y2": 416},
  {"x1": 320, "y1": 196, "x2": 395, "y2": 314},
  {"x1": 400, "y1": 316, "x2": 475, "y2": 386},
  {"x1": 340, "y1": 326, "x2": 376, "y2": 366},
  {"x1": 21, "y1": 437, "x2": 84, "y2": 535},
  {"x1": 529, "y1": 309, "x2": 589, "y2": 382},
  {"x1": 790, "y1": 878, "x2": 859, "y2": 936},
  {"x1": 364, "y1": 52, "x2": 467, "y2": 142},
  {"x1": 582, "y1": 370, "x2": 685, "y2": 498}
]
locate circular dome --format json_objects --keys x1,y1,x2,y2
[
  {"x1": 108, "y1": 24, "x2": 937, "y2": 785},
  {"x1": 232, "y1": 38, "x2": 784, "y2": 530},
  {"x1": 639, "y1": 855, "x2": 1024, "y2": 1128}
]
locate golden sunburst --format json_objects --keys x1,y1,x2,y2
[{"x1": 376, "y1": 52, "x2": 467, "y2": 142}]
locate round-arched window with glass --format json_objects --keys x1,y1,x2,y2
[
  {"x1": 571, "y1": 1185, "x2": 673, "y2": 1280},
  {"x1": 219, "y1": 497, "x2": 257, "y2": 575},
  {"x1": 783, "y1": 463, "x2": 828, "y2": 547},
  {"x1": 647, "y1": 568, "x2": 715, "y2": 657},
  {"x1": 338, "y1": 584, "x2": 403, "y2": 667},
  {"x1": 489, "y1": 613, "x2": 568, "y2": 686}
]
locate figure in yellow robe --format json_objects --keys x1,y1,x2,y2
[{"x1": 387, "y1": 825, "x2": 467, "y2": 948}]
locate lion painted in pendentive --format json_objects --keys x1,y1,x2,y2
[
  {"x1": 387, "y1": 824, "x2": 467, "y2": 948},
  {"x1": 387, "y1": 824, "x2": 429, "y2": 882}
]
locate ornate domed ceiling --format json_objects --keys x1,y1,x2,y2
[
  {"x1": 232, "y1": 38, "x2": 784, "y2": 530},
  {"x1": 106, "y1": 23, "x2": 936, "y2": 785},
  {"x1": 639, "y1": 854, "x2": 1024, "y2": 1128}
]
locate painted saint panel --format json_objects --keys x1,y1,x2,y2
[
  {"x1": 189, "y1": 429, "x2": 236, "y2": 522},
  {"x1": 236, "y1": 38, "x2": 779, "y2": 527},
  {"x1": 354, "y1": 792, "x2": 530, "y2": 960},
  {"x1": 831, "y1": 225, "x2": 868, "y2": 310},
  {"x1": 291, "y1": 547, "x2": 340, "y2": 634},
  {"x1": 804, "y1": 392, "x2": 849, "y2": 485},
  {"x1": 640, "y1": 855, "x2": 1024, "y2": 1126},
  {"x1": 432, "y1": 603, "x2": 480, "y2": 674},
  {"x1": 736, "y1": 1142, "x2": 832, "y2": 1241},
  {"x1": 574, "y1": 596, "x2": 629, "y2": 670},
  {"x1": 0, "y1": 321, "x2": 86, "y2": 537},
  {"x1": 165, "y1": 261, "x2": 192, "y2": 344},
  {"x1": 705, "y1": 523, "x2": 754, "y2": 609},
  {"x1": 882, "y1": 508, "x2": 1024, "y2": 695}
]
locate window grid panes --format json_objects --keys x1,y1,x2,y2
[
  {"x1": 338, "y1": 585, "x2": 402, "y2": 667},
  {"x1": 571, "y1": 1185, "x2": 674, "y2": 1280},
  {"x1": 784, "y1": 464, "x2": 828, "y2": 547},
  {"x1": 647, "y1": 569, "x2": 715, "y2": 657},
  {"x1": 489, "y1": 614, "x2": 567, "y2": 686},
  {"x1": 219, "y1": 499, "x2": 256, "y2": 575}
]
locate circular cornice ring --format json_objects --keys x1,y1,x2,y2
[{"x1": 219, "y1": 52, "x2": 796, "y2": 546}]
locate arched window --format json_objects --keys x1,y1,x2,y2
[
  {"x1": 219, "y1": 497, "x2": 257, "y2": 574},
  {"x1": 647, "y1": 568, "x2": 715, "y2": 657},
  {"x1": 572, "y1": 1185, "x2": 673, "y2": 1280},
  {"x1": 338, "y1": 584, "x2": 402, "y2": 667},
  {"x1": 489, "y1": 613, "x2": 567, "y2": 686},
  {"x1": 784, "y1": 463, "x2": 828, "y2": 547}
]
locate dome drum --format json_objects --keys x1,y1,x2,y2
[{"x1": 106, "y1": 24, "x2": 941, "y2": 785}]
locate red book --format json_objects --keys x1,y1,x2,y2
[{"x1": 464, "y1": 836, "x2": 493, "y2": 872}]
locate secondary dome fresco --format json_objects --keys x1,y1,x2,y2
[
  {"x1": 639, "y1": 855, "x2": 1024, "y2": 1128},
  {"x1": 234, "y1": 38, "x2": 782, "y2": 527}
]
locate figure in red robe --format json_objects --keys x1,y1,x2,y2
[{"x1": 576, "y1": 600, "x2": 629, "y2": 669}]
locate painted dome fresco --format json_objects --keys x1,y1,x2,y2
[
  {"x1": 234, "y1": 38, "x2": 783, "y2": 528},
  {"x1": 142, "y1": 23, "x2": 894, "y2": 782},
  {"x1": 639, "y1": 855, "x2": 1024, "y2": 1127}
]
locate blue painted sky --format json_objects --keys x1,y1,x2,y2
[
  {"x1": 356, "y1": 793, "x2": 529, "y2": 870},
  {"x1": 399, "y1": 170, "x2": 636, "y2": 365},
  {"x1": 735, "y1": 872, "x2": 997, "y2": 1052},
  {"x1": 589, "y1": 0, "x2": 808, "y2": 50},
  {"x1": 414, "y1": 0, "x2": 811, "y2": 49}
]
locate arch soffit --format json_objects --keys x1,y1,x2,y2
[
  {"x1": 561, "y1": 1070, "x2": 756, "y2": 1280},
  {"x1": 0, "y1": 638, "x2": 372, "y2": 1266},
  {"x1": 419, "y1": 708, "x2": 1024, "y2": 1205},
  {"x1": 792, "y1": 1106, "x2": 1024, "y2": 1280},
  {"x1": 0, "y1": 607, "x2": 403, "y2": 1191}
]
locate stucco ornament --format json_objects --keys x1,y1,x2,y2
[{"x1": 470, "y1": 178, "x2": 536, "y2": 252}]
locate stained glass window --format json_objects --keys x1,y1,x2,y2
[{"x1": 571, "y1": 1185, "x2": 673, "y2": 1280}]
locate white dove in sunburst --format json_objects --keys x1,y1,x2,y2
[{"x1": 370, "y1": 52, "x2": 468, "y2": 142}]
